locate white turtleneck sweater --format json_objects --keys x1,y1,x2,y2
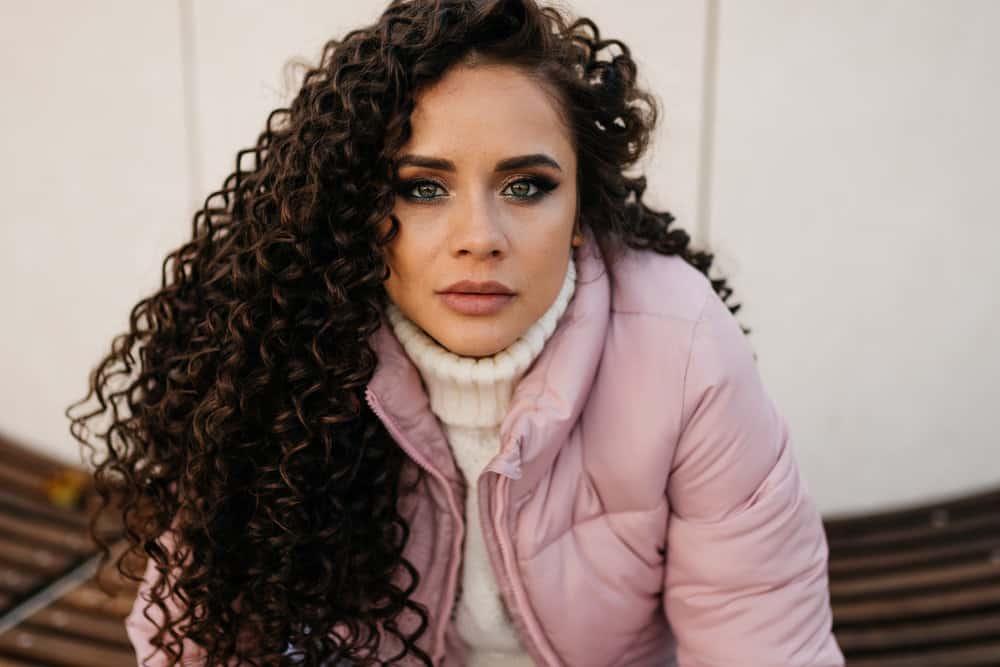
[{"x1": 384, "y1": 255, "x2": 577, "y2": 667}]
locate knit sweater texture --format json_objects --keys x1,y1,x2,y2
[{"x1": 384, "y1": 254, "x2": 577, "y2": 667}]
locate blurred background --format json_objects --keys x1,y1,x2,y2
[{"x1": 1, "y1": 1, "x2": 997, "y2": 665}]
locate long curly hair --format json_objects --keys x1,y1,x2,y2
[{"x1": 66, "y1": 0, "x2": 747, "y2": 664}]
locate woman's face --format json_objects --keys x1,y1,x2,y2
[{"x1": 381, "y1": 63, "x2": 578, "y2": 358}]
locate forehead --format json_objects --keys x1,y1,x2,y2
[{"x1": 403, "y1": 64, "x2": 574, "y2": 161}]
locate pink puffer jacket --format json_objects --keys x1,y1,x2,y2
[{"x1": 126, "y1": 230, "x2": 845, "y2": 666}]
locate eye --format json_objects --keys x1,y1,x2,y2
[
  {"x1": 397, "y1": 179, "x2": 446, "y2": 202},
  {"x1": 503, "y1": 176, "x2": 558, "y2": 201},
  {"x1": 505, "y1": 179, "x2": 538, "y2": 199}
]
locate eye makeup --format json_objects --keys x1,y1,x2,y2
[{"x1": 395, "y1": 175, "x2": 560, "y2": 204}]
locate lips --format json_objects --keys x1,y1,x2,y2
[
  {"x1": 435, "y1": 279, "x2": 516, "y2": 315},
  {"x1": 438, "y1": 292, "x2": 514, "y2": 316},
  {"x1": 438, "y1": 279, "x2": 515, "y2": 296}
]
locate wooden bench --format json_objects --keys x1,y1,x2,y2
[
  {"x1": 0, "y1": 434, "x2": 137, "y2": 667},
  {"x1": 4, "y1": 429, "x2": 998, "y2": 666},
  {"x1": 824, "y1": 486, "x2": 1000, "y2": 666}
]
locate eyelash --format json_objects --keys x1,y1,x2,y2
[{"x1": 396, "y1": 176, "x2": 559, "y2": 203}]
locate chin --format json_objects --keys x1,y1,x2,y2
[
  {"x1": 433, "y1": 324, "x2": 516, "y2": 358},
  {"x1": 439, "y1": 337, "x2": 507, "y2": 359}
]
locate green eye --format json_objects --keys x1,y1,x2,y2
[
  {"x1": 399, "y1": 180, "x2": 445, "y2": 200},
  {"x1": 504, "y1": 177, "x2": 559, "y2": 200},
  {"x1": 396, "y1": 176, "x2": 558, "y2": 203},
  {"x1": 506, "y1": 181, "x2": 536, "y2": 198}
]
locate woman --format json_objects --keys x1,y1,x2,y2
[{"x1": 67, "y1": 0, "x2": 845, "y2": 665}]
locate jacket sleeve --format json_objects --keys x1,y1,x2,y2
[
  {"x1": 662, "y1": 287, "x2": 845, "y2": 667},
  {"x1": 124, "y1": 531, "x2": 212, "y2": 666},
  {"x1": 125, "y1": 531, "x2": 331, "y2": 665}
]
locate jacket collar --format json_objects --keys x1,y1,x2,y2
[{"x1": 366, "y1": 227, "x2": 611, "y2": 496}]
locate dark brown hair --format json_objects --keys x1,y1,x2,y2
[{"x1": 67, "y1": 0, "x2": 745, "y2": 664}]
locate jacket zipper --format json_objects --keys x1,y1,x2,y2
[
  {"x1": 364, "y1": 387, "x2": 465, "y2": 665},
  {"x1": 367, "y1": 387, "x2": 558, "y2": 665},
  {"x1": 480, "y1": 448, "x2": 561, "y2": 667}
]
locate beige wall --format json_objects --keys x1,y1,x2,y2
[
  {"x1": 709, "y1": 0, "x2": 1000, "y2": 514},
  {"x1": 2, "y1": 0, "x2": 996, "y2": 515},
  {"x1": 1, "y1": 1, "x2": 192, "y2": 467}
]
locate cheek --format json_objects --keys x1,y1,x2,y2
[
  {"x1": 383, "y1": 247, "x2": 408, "y2": 295},
  {"x1": 384, "y1": 235, "x2": 421, "y2": 278},
  {"x1": 383, "y1": 235, "x2": 433, "y2": 300}
]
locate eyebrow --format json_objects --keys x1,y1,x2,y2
[{"x1": 394, "y1": 153, "x2": 563, "y2": 173}]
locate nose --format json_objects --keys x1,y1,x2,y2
[{"x1": 448, "y1": 191, "x2": 509, "y2": 260}]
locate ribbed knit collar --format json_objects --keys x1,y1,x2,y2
[{"x1": 384, "y1": 255, "x2": 577, "y2": 430}]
